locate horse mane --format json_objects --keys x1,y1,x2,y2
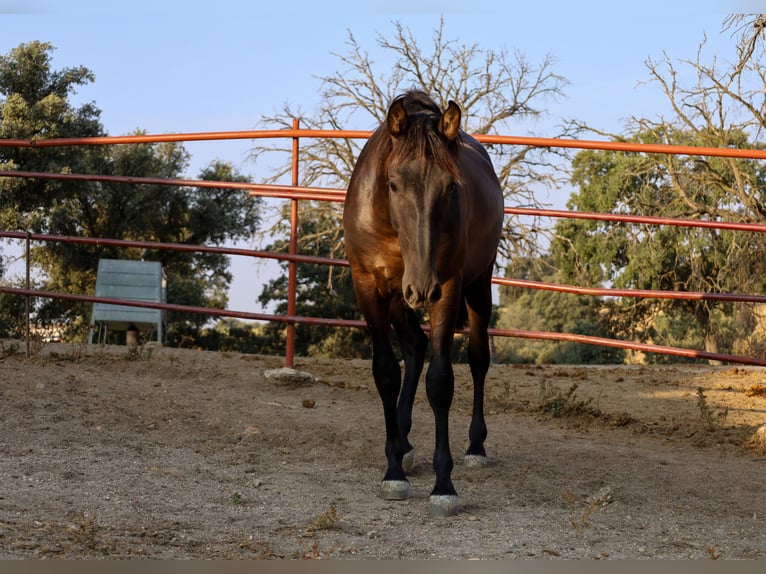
[{"x1": 379, "y1": 90, "x2": 462, "y2": 180}]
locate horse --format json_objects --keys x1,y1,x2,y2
[{"x1": 343, "y1": 90, "x2": 504, "y2": 516}]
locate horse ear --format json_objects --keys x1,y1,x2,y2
[
  {"x1": 440, "y1": 100, "x2": 461, "y2": 140},
  {"x1": 387, "y1": 98, "x2": 408, "y2": 136}
]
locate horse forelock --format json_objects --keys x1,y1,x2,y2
[
  {"x1": 387, "y1": 109, "x2": 461, "y2": 181},
  {"x1": 367, "y1": 91, "x2": 460, "y2": 179}
]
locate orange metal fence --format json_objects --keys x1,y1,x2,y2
[{"x1": 2, "y1": 128, "x2": 766, "y2": 366}]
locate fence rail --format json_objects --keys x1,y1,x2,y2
[
  {"x1": 5, "y1": 129, "x2": 766, "y2": 160},
  {"x1": 2, "y1": 128, "x2": 766, "y2": 366}
]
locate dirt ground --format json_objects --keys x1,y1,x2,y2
[{"x1": 0, "y1": 341, "x2": 765, "y2": 560}]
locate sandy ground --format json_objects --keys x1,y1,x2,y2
[{"x1": 0, "y1": 341, "x2": 765, "y2": 559}]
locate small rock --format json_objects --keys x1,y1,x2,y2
[
  {"x1": 264, "y1": 368, "x2": 318, "y2": 386},
  {"x1": 586, "y1": 486, "x2": 614, "y2": 507}
]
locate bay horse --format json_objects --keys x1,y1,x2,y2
[{"x1": 343, "y1": 91, "x2": 504, "y2": 516}]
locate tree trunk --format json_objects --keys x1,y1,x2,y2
[{"x1": 695, "y1": 304, "x2": 722, "y2": 366}]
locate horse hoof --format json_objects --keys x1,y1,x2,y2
[
  {"x1": 464, "y1": 454, "x2": 488, "y2": 468},
  {"x1": 379, "y1": 480, "x2": 411, "y2": 500},
  {"x1": 429, "y1": 494, "x2": 460, "y2": 517},
  {"x1": 402, "y1": 449, "x2": 416, "y2": 474}
]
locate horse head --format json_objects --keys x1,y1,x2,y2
[{"x1": 385, "y1": 92, "x2": 463, "y2": 309}]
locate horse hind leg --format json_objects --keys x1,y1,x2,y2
[
  {"x1": 464, "y1": 278, "x2": 493, "y2": 468},
  {"x1": 465, "y1": 341, "x2": 490, "y2": 470},
  {"x1": 464, "y1": 348, "x2": 489, "y2": 468}
]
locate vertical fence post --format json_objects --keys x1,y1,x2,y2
[
  {"x1": 285, "y1": 119, "x2": 300, "y2": 367},
  {"x1": 25, "y1": 231, "x2": 31, "y2": 357}
]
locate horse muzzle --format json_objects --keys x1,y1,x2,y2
[{"x1": 403, "y1": 280, "x2": 442, "y2": 309}]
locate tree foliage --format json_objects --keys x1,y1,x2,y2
[
  {"x1": 256, "y1": 217, "x2": 370, "y2": 358},
  {"x1": 0, "y1": 42, "x2": 262, "y2": 342},
  {"x1": 552, "y1": 17, "x2": 766, "y2": 361},
  {"x1": 494, "y1": 256, "x2": 624, "y2": 364},
  {"x1": 0, "y1": 41, "x2": 103, "y2": 229}
]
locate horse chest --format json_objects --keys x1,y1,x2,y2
[{"x1": 371, "y1": 254, "x2": 405, "y2": 296}]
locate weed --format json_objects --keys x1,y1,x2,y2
[
  {"x1": 696, "y1": 387, "x2": 728, "y2": 431},
  {"x1": 69, "y1": 512, "x2": 111, "y2": 555},
  {"x1": 297, "y1": 505, "x2": 341, "y2": 558},
  {"x1": 71, "y1": 512, "x2": 98, "y2": 551},
  {"x1": 561, "y1": 489, "x2": 595, "y2": 531},
  {"x1": 503, "y1": 379, "x2": 512, "y2": 401},
  {"x1": 538, "y1": 381, "x2": 594, "y2": 417},
  {"x1": 48, "y1": 343, "x2": 88, "y2": 363},
  {"x1": 124, "y1": 344, "x2": 154, "y2": 362},
  {"x1": 705, "y1": 545, "x2": 722, "y2": 560},
  {"x1": 487, "y1": 379, "x2": 517, "y2": 411},
  {"x1": 298, "y1": 540, "x2": 337, "y2": 560},
  {"x1": 561, "y1": 487, "x2": 611, "y2": 532},
  {"x1": 28, "y1": 333, "x2": 45, "y2": 356},
  {"x1": 303, "y1": 504, "x2": 339, "y2": 537}
]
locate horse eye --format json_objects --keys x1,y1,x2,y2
[{"x1": 388, "y1": 181, "x2": 398, "y2": 193}]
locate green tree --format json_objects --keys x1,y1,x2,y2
[
  {"x1": 33, "y1": 142, "x2": 262, "y2": 341},
  {"x1": 257, "y1": 211, "x2": 370, "y2": 358},
  {"x1": 494, "y1": 256, "x2": 624, "y2": 364},
  {"x1": 252, "y1": 19, "x2": 569, "y2": 358},
  {"x1": 550, "y1": 16, "x2": 766, "y2": 363},
  {"x1": 0, "y1": 42, "x2": 263, "y2": 342},
  {"x1": 0, "y1": 41, "x2": 104, "y2": 334},
  {"x1": 194, "y1": 318, "x2": 272, "y2": 354},
  {"x1": 0, "y1": 41, "x2": 103, "y2": 230}
]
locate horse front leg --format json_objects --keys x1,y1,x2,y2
[
  {"x1": 370, "y1": 330, "x2": 412, "y2": 500},
  {"x1": 354, "y1": 278, "x2": 411, "y2": 501},
  {"x1": 424, "y1": 286, "x2": 461, "y2": 517},
  {"x1": 391, "y1": 302, "x2": 428, "y2": 474},
  {"x1": 425, "y1": 353, "x2": 458, "y2": 516}
]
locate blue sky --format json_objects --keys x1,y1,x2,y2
[{"x1": 0, "y1": 1, "x2": 758, "y2": 312}]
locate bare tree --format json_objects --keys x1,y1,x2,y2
[
  {"x1": 723, "y1": 13, "x2": 766, "y2": 78},
  {"x1": 250, "y1": 18, "x2": 570, "y2": 262}
]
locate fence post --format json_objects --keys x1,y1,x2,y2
[
  {"x1": 25, "y1": 231, "x2": 31, "y2": 357},
  {"x1": 285, "y1": 119, "x2": 300, "y2": 367}
]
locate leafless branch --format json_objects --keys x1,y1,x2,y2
[{"x1": 248, "y1": 19, "x2": 571, "y2": 262}]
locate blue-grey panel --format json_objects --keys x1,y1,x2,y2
[{"x1": 90, "y1": 259, "x2": 167, "y2": 340}]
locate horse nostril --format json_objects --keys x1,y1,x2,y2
[
  {"x1": 429, "y1": 284, "x2": 442, "y2": 303},
  {"x1": 403, "y1": 281, "x2": 441, "y2": 308}
]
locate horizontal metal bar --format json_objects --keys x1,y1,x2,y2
[
  {"x1": 4, "y1": 128, "x2": 766, "y2": 160},
  {"x1": 495, "y1": 277, "x2": 766, "y2": 304},
  {"x1": 3, "y1": 285, "x2": 764, "y2": 366},
  {"x1": 486, "y1": 326, "x2": 766, "y2": 367},
  {"x1": 0, "y1": 230, "x2": 349, "y2": 268}
]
